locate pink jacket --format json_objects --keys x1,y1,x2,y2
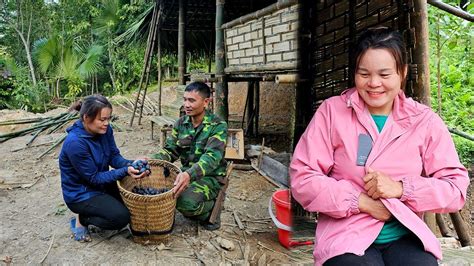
[{"x1": 290, "y1": 88, "x2": 469, "y2": 265}]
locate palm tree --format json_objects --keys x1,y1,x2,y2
[{"x1": 33, "y1": 35, "x2": 103, "y2": 99}]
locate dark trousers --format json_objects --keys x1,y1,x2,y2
[
  {"x1": 66, "y1": 184, "x2": 130, "y2": 230},
  {"x1": 324, "y1": 234, "x2": 437, "y2": 266}
]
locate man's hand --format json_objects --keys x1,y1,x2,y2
[
  {"x1": 363, "y1": 167, "x2": 403, "y2": 199},
  {"x1": 127, "y1": 166, "x2": 148, "y2": 179},
  {"x1": 173, "y1": 172, "x2": 191, "y2": 198},
  {"x1": 358, "y1": 193, "x2": 392, "y2": 221}
]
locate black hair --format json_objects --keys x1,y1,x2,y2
[
  {"x1": 184, "y1": 81, "x2": 211, "y2": 98},
  {"x1": 74, "y1": 94, "x2": 112, "y2": 121},
  {"x1": 353, "y1": 27, "x2": 408, "y2": 89}
]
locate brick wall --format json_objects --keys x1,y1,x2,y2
[{"x1": 224, "y1": 4, "x2": 300, "y2": 72}]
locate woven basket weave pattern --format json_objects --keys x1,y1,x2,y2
[{"x1": 117, "y1": 159, "x2": 180, "y2": 245}]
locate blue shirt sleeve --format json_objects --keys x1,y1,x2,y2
[
  {"x1": 107, "y1": 126, "x2": 133, "y2": 168},
  {"x1": 65, "y1": 139, "x2": 128, "y2": 185}
]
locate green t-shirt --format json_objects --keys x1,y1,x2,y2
[{"x1": 371, "y1": 114, "x2": 410, "y2": 244}]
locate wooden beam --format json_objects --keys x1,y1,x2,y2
[
  {"x1": 178, "y1": 0, "x2": 187, "y2": 85},
  {"x1": 225, "y1": 61, "x2": 299, "y2": 73},
  {"x1": 221, "y1": 0, "x2": 298, "y2": 29},
  {"x1": 215, "y1": 0, "x2": 228, "y2": 121}
]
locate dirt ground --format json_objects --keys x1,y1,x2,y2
[
  {"x1": 1, "y1": 91, "x2": 472, "y2": 265},
  {"x1": 0, "y1": 103, "x2": 305, "y2": 265}
]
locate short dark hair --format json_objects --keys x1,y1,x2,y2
[
  {"x1": 76, "y1": 94, "x2": 112, "y2": 121},
  {"x1": 185, "y1": 82, "x2": 211, "y2": 98},
  {"x1": 353, "y1": 27, "x2": 407, "y2": 89}
]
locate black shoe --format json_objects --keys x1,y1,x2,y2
[{"x1": 201, "y1": 215, "x2": 221, "y2": 231}]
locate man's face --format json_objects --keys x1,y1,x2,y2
[{"x1": 183, "y1": 90, "x2": 210, "y2": 117}]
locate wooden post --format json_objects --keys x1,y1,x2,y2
[
  {"x1": 412, "y1": 0, "x2": 430, "y2": 105},
  {"x1": 412, "y1": 0, "x2": 437, "y2": 234},
  {"x1": 178, "y1": 0, "x2": 186, "y2": 85},
  {"x1": 424, "y1": 213, "x2": 441, "y2": 237},
  {"x1": 208, "y1": 34, "x2": 213, "y2": 73},
  {"x1": 246, "y1": 81, "x2": 254, "y2": 135},
  {"x1": 449, "y1": 212, "x2": 472, "y2": 246},
  {"x1": 435, "y1": 213, "x2": 451, "y2": 237},
  {"x1": 254, "y1": 81, "x2": 260, "y2": 137},
  {"x1": 157, "y1": 29, "x2": 162, "y2": 116},
  {"x1": 215, "y1": 0, "x2": 228, "y2": 121}
]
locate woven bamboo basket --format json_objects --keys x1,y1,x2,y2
[{"x1": 117, "y1": 159, "x2": 180, "y2": 245}]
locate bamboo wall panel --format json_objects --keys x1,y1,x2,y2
[{"x1": 310, "y1": 0, "x2": 414, "y2": 112}]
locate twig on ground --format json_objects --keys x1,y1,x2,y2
[
  {"x1": 39, "y1": 233, "x2": 55, "y2": 264},
  {"x1": 233, "y1": 210, "x2": 245, "y2": 230},
  {"x1": 257, "y1": 241, "x2": 293, "y2": 260},
  {"x1": 193, "y1": 250, "x2": 206, "y2": 265}
]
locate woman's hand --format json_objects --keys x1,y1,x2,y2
[
  {"x1": 172, "y1": 172, "x2": 191, "y2": 198},
  {"x1": 133, "y1": 157, "x2": 150, "y2": 164},
  {"x1": 358, "y1": 193, "x2": 392, "y2": 221},
  {"x1": 363, "y1": 167, "x2": 403, "y2": 199},
  {"x1": 127, "y1": 166, "x2": 148, "y2": 179}
]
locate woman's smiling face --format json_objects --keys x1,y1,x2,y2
[{"x1": 355, "y1": 48, "x2": 406, "y2": 115}]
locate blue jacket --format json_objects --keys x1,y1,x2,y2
[{"x1": 59, "y1": 120, "x2": 132, "y2": 203}]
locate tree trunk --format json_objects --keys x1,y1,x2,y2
[
  {"x1": 13, "y1": 27, "x2": 37, "y2": 86},
  {"x1": 108, "y1": 70, "x2": 117, "y2": 91}
]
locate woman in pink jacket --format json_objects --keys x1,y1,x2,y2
[{"x1": 290, "y1": 27, "x2": 469, "y2": 266}]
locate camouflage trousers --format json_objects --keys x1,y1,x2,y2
[{"x1": 176, "y1": 176, "x2": 222, "y2": 221}]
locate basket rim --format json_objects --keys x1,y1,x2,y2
[{"x1": 117, "y1": 159, "x2": 181, "y2": 200}]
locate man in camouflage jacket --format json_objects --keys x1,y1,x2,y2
[{"x1": 152, "y1": 82, "x2": 227, "y2": 230}]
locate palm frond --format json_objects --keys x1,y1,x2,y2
[
  {"x1": 78, "y1": 44, "x2": 104, "y2": 78},
  {"x1": 113, "y1": 2, "x2": 154, "y2": 45},
  {"x1": 33, "y1": 37, "x2": 60, "y2": 74}
]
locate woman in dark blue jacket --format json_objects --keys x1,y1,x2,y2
[{"x1": 59, "y1": 94, "x2": 146, "y2": 242}]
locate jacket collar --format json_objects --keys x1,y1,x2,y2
[
  {"x1": 67, "y1": 120, "x2": 96, "y2": 138},
  {"x1": 183, "y1": 110, "x2": 213, "y2": 126},
  {"x1": 342, "y1": 87, "x2": 429, "y2": 130}
]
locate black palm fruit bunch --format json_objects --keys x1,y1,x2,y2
[{"x1": 131, "y1": 160, "x2": 151, "y2": 175}]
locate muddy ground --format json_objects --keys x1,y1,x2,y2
[{"x1": 0, "y1": 103, "x2": 307, "y2": 265}]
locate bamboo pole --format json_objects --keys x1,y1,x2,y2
[
  {"x1": 428, "y1": 0, "x2": 474, "y2": 22},
  {"x1": 157, "y1": 28, "x2": 162, "y2": 116},
  {"x1": 215, "y1": 0, "x2": 228, "y2": 121},
  {"x1": 412, "y1": 0, "x2": 431, "y2": 106},
  {"x1": 0, "y1": 118, "x2": 44, "y2": 126},
  {"x1": 138, "y1": 5, "x2": 160, "y2": 125},
  {"x1": 37, "y1": 133, "x2": 67, "y2": 159},
  {"x1": 448, "y1": 127, "x2": 474, "y2": 142},
  {"x1": 130, "y1": 2, "x2": 158, "y2": 126},
  {"x1": 178, "y1": 0, "x2": 187, "y2": 85},
  {"x1": 275, "y1": 74, "x2": 304, "y2": 83}
]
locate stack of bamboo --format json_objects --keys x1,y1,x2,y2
[{"x1": 0, "y1": 111, "x2": 123, "y2": 159}]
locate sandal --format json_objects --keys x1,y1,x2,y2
[{"x1": 70, "y1": 217, "x2": 92, "y2": 242}]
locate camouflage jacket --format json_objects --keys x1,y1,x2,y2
[{"x1": 152, "y1": 111, "x2": 228, "y2": 183}]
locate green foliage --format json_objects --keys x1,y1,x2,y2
[
  {"x1": 428, "y1": 4, "x2": 473, "y2": 167},
  {"x1": 32, "y1": 35, "x2": 104, "y2": 99}
]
